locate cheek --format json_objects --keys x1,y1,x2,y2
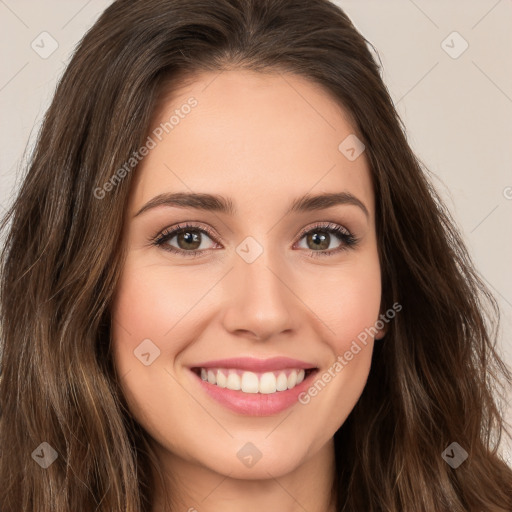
[
  {"x1": 109, "y1": 260, "x2": 203, "y2": 446},
  {"x1": 296, "y1": 282, "x2": 379, "y2": 444},
  {"x1": 332, "y1": 269, "x2": 381, "y2": 351},
  {"x1": 109, "y1": 260, "x2": 184, "y2": 403},
  {"x1": 111, "y1": 257, "x2": 217, "y2": 351},
  {"x1": 300, "y1": 255, "x2": 382, "y2": 352},
  {"x1": 294, "y1": 255, "x2": 381, "y2": 416}
]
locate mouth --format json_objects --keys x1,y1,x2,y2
[
  {"x1": 188, "y1": 364, "x2": 320, "y2": 416},
  {"x1": 190, "y1": 366, "x2": 318, "y2": 394}
]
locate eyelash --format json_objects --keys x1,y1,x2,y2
[{"x1": 151, "y1": 221, "x2": 359, "y2": 258}]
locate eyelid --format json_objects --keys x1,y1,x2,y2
[
  {"x1": 294, "y1": 221, "x2": 351, "y2": 241},
  {"x1": 151, "y1": 220, "x2": 357, "y2": 257},
  {"x1": 292, "y1": 221, "x2": 357, "y2": 257},
  {"x1": 151, "y1": 221, "x2": 222, "y2": 246}
]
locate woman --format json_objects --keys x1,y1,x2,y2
[{"x1": 1, "y1": 0, "x2": 511, "y2": 510}]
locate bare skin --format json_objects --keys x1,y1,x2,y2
[{"x1": 111, "y1": 69, "x2": 385, "y2": 512}]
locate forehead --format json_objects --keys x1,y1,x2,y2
[{"x1": 128, "y1": 69, "x2": 374, "y2": 218}]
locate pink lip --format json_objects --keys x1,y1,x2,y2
[
  {"x1": 189, "y1": 367, "x2": 319, "y2": 416},
  {"x1": 189, "y1": 356, "x2": 317, "y2": 372}
]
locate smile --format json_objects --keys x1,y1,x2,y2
[
  {"x1": 188, "y1": 357, "x2": 320, "y2": 416},
  {"x1": 192, "y1": 367, "x2": 317, "y2": 394}
]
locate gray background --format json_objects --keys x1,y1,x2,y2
[{"x1": 1, "y1": 0, "x2": 511, "y2": 462}]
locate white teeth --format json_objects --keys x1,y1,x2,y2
[
  {"x1": 287, "y1": 370, "x2": 297, "y2": 389},
  {"x1": 216, "y1": 370, "x2": 227, "y2": 388},
  {"x1": 259, "y1": 372, "x2": 277, "y2": 394},
  {"x1": 276, "y1": 372, "x2": 288, "y2": 391},
  {"x1": 198, "y1": 367, "x2": 311, "y2": 394},
  {"x1": 241, "y1": 372, "x2": 259, "y2": 393},
  {"x1": 207, "y1": 369, "x2": 216, "y2": 385},
  {"x1": 226, "y1": 372, "x2": 241, "y2": 390}
]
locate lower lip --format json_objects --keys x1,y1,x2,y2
[{"x1": 189, "y1": 369, "x2": 318, "y2": 416}]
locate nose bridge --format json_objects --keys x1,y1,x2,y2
[
  {"x1": 237, "y1": 239, "x2": 291, "y2": 308},
  {"x1": 240, "y1": 249, "x2": 284, "y2": 300},
  {"x1": 222, "y1": 237, "x2": 296, "y2": 339}
]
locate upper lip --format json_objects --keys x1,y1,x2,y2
[{"x1": 190, "y1": 357, "x2": 317, "y2": 372}]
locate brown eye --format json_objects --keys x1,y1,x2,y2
[
  {"x1": 295, "y1": 222, "x2": 358, "y2": 257},
  {"x1": 305, "y1": 230, "x2": 332, "y2": 251},
  {"x1": 153, "y1": 221, "x2": 358, "y2": 258},
  {"x1": 154, "y1": 223, "x2": 218, "y2": 256},
  {"x1": 174, "y1": 229, "x2": 203, "y2": 250}
]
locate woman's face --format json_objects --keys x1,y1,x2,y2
[{"x1": 111, "y1": 69, "x2": 384, "y2": 481}]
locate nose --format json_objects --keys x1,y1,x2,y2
[{"x1": 221, "y1": 250, "x2": 298, "y2": 341}]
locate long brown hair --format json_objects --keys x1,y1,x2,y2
[{"x1": 1, "y1": 0, "x2": 511, "y2": 510}]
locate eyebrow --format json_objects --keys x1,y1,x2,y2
[{"x1": 133, "y1": 191, "x2": 369, "y2": 219}]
